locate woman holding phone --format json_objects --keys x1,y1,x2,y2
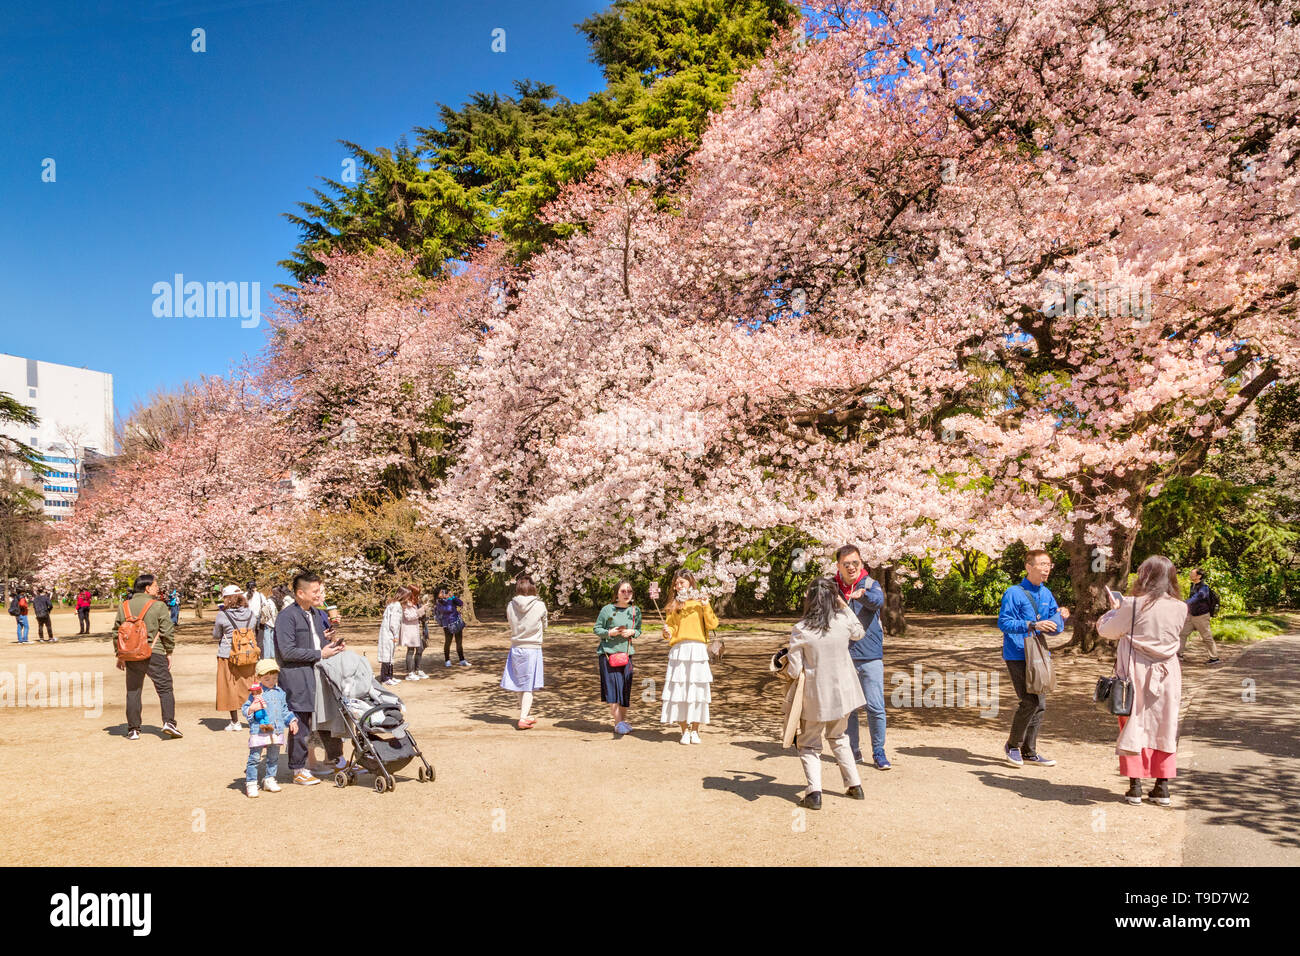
[
  {"x1": 659, "y1": 570, "x2": 718, "y2": 744},
  {"x1": 1096, "y1": 556, "x2": 1186, "y2": 807},
  {"x1": 594, "y1": 581, "x2": 641, "y2": 735}
]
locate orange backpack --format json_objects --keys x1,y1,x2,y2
[
  {"x1": 116, "y1": 599, "x2": 159, "y2": 661},
  {"x1": 228, "y1": 613, "x2": 261, "y2": 667}
]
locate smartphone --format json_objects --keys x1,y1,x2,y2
[{"x1": 1106, "y1": 588, "x2": 1123, "y2": 604}]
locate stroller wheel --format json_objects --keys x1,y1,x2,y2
[
  {"x1": 425, "y1": 763, "x2": 435, "y2": 783},
  {"x1": 333, "y1": 771, "x2": 349, "y2": 788},
  {"x1": 417, "y1": 766, "x2": 427, "y2": 782},
  {"x1": 375, "y1": 776, "x2": 390, "y2": 794}
]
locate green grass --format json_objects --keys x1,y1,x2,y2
[{"x1": 1212, "y1": 612, "x2": 1299, "y2": 644}]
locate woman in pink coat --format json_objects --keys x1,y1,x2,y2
[{"x1": 1097, "y1": 555, "x2": 1187, "y2": 807}]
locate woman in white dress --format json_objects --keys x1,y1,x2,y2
[{"x1": 660, "y1": 571, "x2": 717, "y2": 744}]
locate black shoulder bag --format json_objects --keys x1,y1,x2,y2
[{"x1": 1093, "y1": 602, "x2": 1136, "y2": 716}]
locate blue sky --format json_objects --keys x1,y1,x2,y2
[{"x1": 1, "y1": 0, "x2": 608, "y2": 419}]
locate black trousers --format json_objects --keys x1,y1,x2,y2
[
  {"x1": 36, "y1": 615, "x2": 54, "y2": 640},
  {"x1": 125, "y1": 650, "x2": 175, "y2": 731},
  {"x1": 77, "y1": 607, "x2": 90, "y2": 633},
  {"x1": 1005, "y1": 659, "x2": 1046, "y2": 754},
  {"x1": 443, "y1": 626, "x2": 464, "y2": 662},
  {"x1": 288, "y1": 710, "x2": 343, "y2": 771}
]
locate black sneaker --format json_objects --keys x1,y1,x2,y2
[
  {"x1": 846, "y1": 785, "x2": 865, "y2": 800},
  {"x1": 1207, "y1": 657, "x2": 1221, "y2": 665},
  {"x1": 1124, "y1": 779, "x2": 1143, "y2": 805},
  {"x1": 799, "y1": 791, "x2": 822, "y2": 810},
  {"x1": 1149, "y1": 781, "x2": 1172, "y2": 807},
  {"x1": 161, "y1": 721, "x2": 183, "y2": 739},
  {"x1": 1022, "y1": 752, "x2": 1057, "y2": 767}
]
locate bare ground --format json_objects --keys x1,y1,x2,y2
[{"x1": 0, "y1": 607, "x2": 1245, "y2": 865}]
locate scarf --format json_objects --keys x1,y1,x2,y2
[{"x1": 835, "y1": 568, "x2": 867, "y2": 601}]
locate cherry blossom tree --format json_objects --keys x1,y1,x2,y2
[{"x1": 431, "y1": 0, "x2": 1299, "y2": 651}]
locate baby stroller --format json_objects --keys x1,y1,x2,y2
[{"x1": 320, "y1": 667, "x2": 435, "y2": 793}]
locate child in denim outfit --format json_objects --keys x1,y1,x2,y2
[{"x1": 241, "y1": 658, "x2": 298, "y2": 798}]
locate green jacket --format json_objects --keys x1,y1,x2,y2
[
  {"x1": 112, "y1": 592, "x2": 176, "y2": 655},
  {"x1": 594, "y1": 604, "x2": 642, "y2": 656}
]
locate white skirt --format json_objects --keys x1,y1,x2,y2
[{"x1": 660, "y1": 641, "x2": 713, "y2": 725}]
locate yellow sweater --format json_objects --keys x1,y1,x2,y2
[{"x1": 664, "y1": 600, "x2": 719, "y2": 646}]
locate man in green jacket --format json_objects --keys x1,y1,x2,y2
[{"x1": 113, "y1": 573, "x2": 182, "y2": 741}]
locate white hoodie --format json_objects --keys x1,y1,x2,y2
[{"x1": 506, "y1": 595, "x2": 548, "y2": 648}]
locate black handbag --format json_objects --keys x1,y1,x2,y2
[{"x1": 1094, "y1": 603, "x2": 1136, "y2": 716}]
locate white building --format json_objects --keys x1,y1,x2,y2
[{"x1": 0, "y1": 354, "x2": 115, "y2": 521}]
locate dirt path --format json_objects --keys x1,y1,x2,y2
[
  {"x1": 0, "y1": 611, "x2": 1246, "y2": 865},
  {"x1": 1179, "y1": 633, "x2": 1300, "y2": 865}
]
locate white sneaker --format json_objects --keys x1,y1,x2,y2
[
  {"x1": 689, "y1": 730, "x2": 701, "y2": 744},
  {"x1": 224, "y1": 721, "x2": 240, "y2": 732},
  {"x1": 415, "y1": 670, "x2": 429, "y2": 678},
  {"x1": 405, "y1": 673, "x2": 419, "y2": 681},
  {"x1": 383, "y1": 677, "x2": 400, "y2": 686},
  {"x1": 680, "y1": 732, "x2": 691, "y2": 745},
  {"x1": 261, "y1": 777, "x2": 281, "y2": 793},
  {"x1": 444, "y1": 659, "x2": 452, "y2": 668},
  {"x1": 458, "y1": 660, "x2": 471, "y2": 667},
  {"x1": 245, "y1": 782, "x2": 259, "y2": 798}
]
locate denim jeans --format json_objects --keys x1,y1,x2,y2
[
  {"x1": 246, "y1": 744, "x2": 280, "y2": 783},
  {"x1": 15, "y1": 615, "x2": 28, "y2": 643},
  {"x1": 258, "y1": 625, "x2": 276, "y2": 660},
  {"x1": 846, "y1": 658, "x2": 887, "y2": 761},
  {"x1": 169, "y1": 605, "x2": 180, "y2": 625}
]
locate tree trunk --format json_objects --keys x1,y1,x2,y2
[
  {"x1": 457, "y1": 546, "x2": 478, "y2": 625},
  {"x1": 714, "y1": 590, "x2": 735, "y2": 619},
  {"x1": 879, "y1": 565, "x2": 907, "y2": 636},
  {"x1": 1065, "y1": 495, "x2": 1143, "y2": 654}
]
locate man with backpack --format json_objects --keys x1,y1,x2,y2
[
  {"x1": 1179, "y1": 568, "x2": 1221, "y2": 664},
  {"x1": 114, "y1": 573, "x2": 183, "y2": 741},
  {"x1": 33, "y1": 588, "x2": 55, "y2": 642},
  {"x1": 997, "y1": 550, "x2": 1067, "y2": 768},
  {"x1": 8, "y1": 591, "x2": 30, "y2": 644}
]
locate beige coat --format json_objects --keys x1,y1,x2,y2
[
  {"x1": 1097, "y1": 595, "x2": 1185, "y2": 755},
  {"x1": 786, "y1": 609, "x2": 868, "y2": 723}
]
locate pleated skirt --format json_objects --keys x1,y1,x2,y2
[{"x1": 660, "y1": 641, "x2": 712, "y2": 724}]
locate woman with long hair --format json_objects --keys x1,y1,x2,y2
[
  {"x1": 1097, "y1": 555, "x2": 1186, "y2": 807},
  {"x1": 659, "y1": 570, "x2": 717, "y2": 744},
  {"x1": 785, "y1": 577, "x2": 867, "y2": 810},
  {"x1": 594, "y1": 580, "x2": 641, "y2": 735},
  {"x1": 397, "y1": 585, "x2": 428, "y2": 680}
]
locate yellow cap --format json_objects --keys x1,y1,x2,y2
[{"x1": 254, "y1": 658, "x2": 280, "y2": 676}]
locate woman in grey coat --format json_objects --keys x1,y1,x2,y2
[
  {"x1": 214, "y1": 584, "x2": 260, "y2": 730},
  {"x1": 785, "y1": 577, "x2": 868, "y2": 810}
]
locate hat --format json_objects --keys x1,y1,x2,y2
[
  {"x1": 220, "y1": 584, "x2": 242, "y2": 598},
  {"x1": 254, "y1": 659, "x2": 280, "y2": 676}
]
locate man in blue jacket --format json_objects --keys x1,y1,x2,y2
[
  {"x1": 998, "y1": 550, "x2": 1066, "y2": 768},
  {"x1": 835, "y1": 545, "x2": 890, "y2": 770}
]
